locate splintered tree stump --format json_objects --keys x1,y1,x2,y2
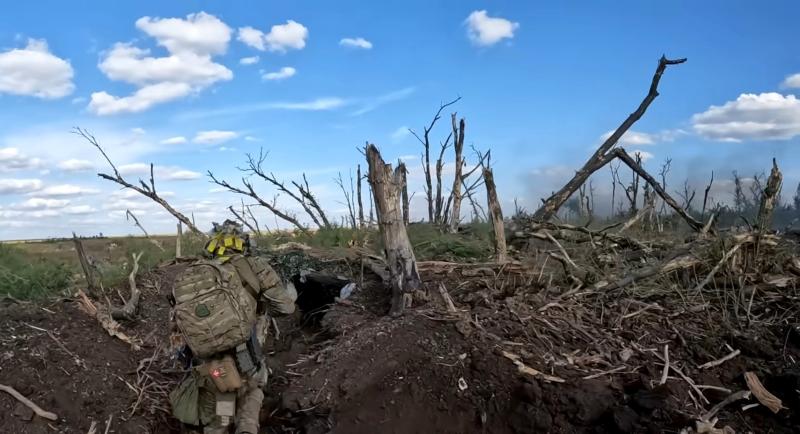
[
  {"x1": 757, "y1": 159, "x2": 782, "y2": 232},
  {"x1": 483, "y1": 168, "x2": 508, "y2": 263},
  {"x1": 72, "y1": 232, "x2": 99, "y2": 295},
  {"x1": 365, "y1": 144, "x2": 422, "y2": 316}
]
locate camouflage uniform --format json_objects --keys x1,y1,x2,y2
[{"x1": 170, "y1": 235, "x2": 296, "y2": 434}]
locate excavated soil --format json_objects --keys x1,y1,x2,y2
[{"x1": 1, "y1": 254, "x2": 799, "y2": 434}]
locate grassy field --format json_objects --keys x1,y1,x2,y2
[{"x1": 1, "y1": 223, "x2": 496, "y2": 300}]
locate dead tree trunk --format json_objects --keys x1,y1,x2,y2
[
  {"x1": 357, "y1": 164, "x2": 365, "y2": 228},
  {"x1": 398, "y1": 161, "x2": 410, "y2": 225},
  {"x1": 111, "y1": 252, "x2": 144, "y2": 321},
  {"x1": 365, "y1": 144, "x2": 422, "y2": 316},
  {"x1": 449, "y1": 115, "x2": 466, "y2": 232},
  {"x1": 757, "y1": 159, "x2": 783, "y2": 232},
  {"x1": 484, "y1": 168, "x2": 507, "y2": 263},
  {"x1": 612, "y1": 148, "x2": 703, "y2": 231},
  {"x1": 72, "y1": 232, "x2": 99, "y2": 295},
  {"x1": 176, "y1": 223, "x2": 182, "y2": 258},
  {"x1": 434, "y1": 134, "x2": 452, "y2": 224},
  {"x1": 533, "y1": 56, "x2": 686, "y2": 221}
]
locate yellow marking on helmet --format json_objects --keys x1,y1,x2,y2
[
  {"x1": 217, "y1": 246, "x2": 226, "y2": 255},
  {"x1": 234, "y1": 238, "x2": 244, "y2": 250},
  {"x1": 224, "y1": 236, "x2": 234, "y2": 247},
  {"x1": 206, "y1": 239, "x2": 218, "y2": 253}
]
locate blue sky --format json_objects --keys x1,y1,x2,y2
[{"x1": 1, "y1": 1, "x2": 799, "y2": 239}]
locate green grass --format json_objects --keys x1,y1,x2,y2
[
  {"x1": 97, "y1": 237, "x2": 179, "y2": 288},
  {"x1": 0, "y1": 244, "x2": 72, "y2": 300}
]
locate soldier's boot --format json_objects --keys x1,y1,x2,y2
[{"x1": 234, "y1": 384, "x2": 264, "y2": 434}]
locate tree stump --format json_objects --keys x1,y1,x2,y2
[
  {"x1": 72, "y1": 232, "x2": 99, "y2": 295},
  {"x1": 365, "y1": 144, "x2": 422, "y2": 316},
  {"x1": 483, "y1": 168, "x2": 508, "y2": 263}
]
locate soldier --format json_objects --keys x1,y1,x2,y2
[{"x1": 169, "y1": 220, "x2": 296, "y2": 434}]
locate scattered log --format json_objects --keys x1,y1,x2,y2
[
  {"x1": 365, "y1": 144, "x2": 422, "y2": 316},
  {"x1": 534, "y1": 56, "x2": 686, "y2": 221},
  {"x1": 0, "y1": 384, "x2": 58, "y2": 421},
  {"x1": 72, "y1": 232, "x2": 99, "y2": 295},
  {"x1": 599, "y1": 250, "x2": 700, "y2": 291},
  {"x1": 111, "y1": 252, "x2": 144, "y2": 321},
  {"x1": 483, "y1": 168, "x2": 507, "y2": 263},
  {"x1": 756, "y1": 159, "x2": 782, "y2": 232},
  {"x1": 744, "y1": 371, "x2": 782, "y2": 414},
  {"x1": 77, "y1": 289, "x2": 141, "y2": 350}
]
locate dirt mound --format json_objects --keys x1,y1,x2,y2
[{"x1": 2, "y1": 252, "x2": 798, "y2": 434}]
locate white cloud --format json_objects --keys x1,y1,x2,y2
[
  {"x1": 391, "y1": 126, "x2": 410, "y2": 142},
  {"x1": 240, "y1": 56, "x2": 259, "y2": 65},
  {"x1": 464, "y1": 10, "x2": 519, "y2": 47},
  {"x1": 118, "y1": 163, "x2": 201, "y2": 181},
  {"x1": 15, "y1": 197, "x2": 70, "y2": 210},
  {"x1": 339, "y1": 37, "x2": 372, "y2": 50},
  {"x1": 237, "y1": 20, "x2": 308, "y2": 53},
  {"x1": 89, "y1": 12, "x2": 233, "y2": 115},
  {"x1": 599, "y1": 130, "x2": 656, "y2": 146},
  {"x1": 244, "y1": 136, "x2": 259, "y2": 142},
  {"x1": 262, "y1": 66, "x2": 296, "y2": 81},
  {"x1": 131, "y1": 127, "x2": 146, "y2": 135},
  {"x1": 161, "y1": 136, "x2": 187, "y2": 145},
  {"x1": 57, "y1": 159, "x2": 94, "y2": 172},
  {"x1": 351, "y1": 86, "x2": 416, "y2": 116},
  {"x1": 64, "y1": 205, "x2": 96, "y2": 215},
  {"x1": 0, "y1": 147, "x2": 42, "y2": 170},
  {"x1": 781, "y1": 73, "x2": 800, "y2": 89},
  {"x1": 0, "y1": 38, "x2": 74, "y2": 99},
  {"x1": 691, "y1": 92, "x2": 800, "y2": 141},
  {"x1": 37, "y1": 184, "x2": 100, "y2": 197},
  {"x1": 0, "y1": 178, "x2": 42, "y2": 194},
  {"x1": 135, "y1": 12, "x2": 231, "y2": 56},
  {"x1": 193, "y1": 130, "x2": 238, "y2": 144},
  {"x1": 268, "y1": 98, "x2": 346, "y2": 111},
  {"x1": 631, "y1": 150, "x2": 655, "y2": 162}
]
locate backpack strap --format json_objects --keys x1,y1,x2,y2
[{"x1": 226, "y1": 255, "x2": 261, "y2": 301}]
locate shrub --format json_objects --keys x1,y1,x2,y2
[{"x1": 0, "y1": 244, "x2": 72, "y2": 300}]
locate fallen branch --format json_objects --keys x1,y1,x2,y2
[
  {"x1": 693, "y1": 242, "x2": 744, "y2": 292},
  {"x1": 0, "y1": 384, "x2": 58, "y2": 421},
  {"x1": 112, "y1": 252, "x2": 144, "y2": 321},
  {"x1": 698, "y1": 349, "x2": 741, "y2": 370},
  {"x1": 501, "y1": 350, "x2": 565, "y2": 383},
  {"x1": 77, "y1": 289, "x2": 141, "y2": 350},
  {"x1": 659, "y1": 345, "x2": 670, "y2": 385},
  {"x1": 700, "y1": 390, "x2": 751, "y2": 422},
  {"x1": 744, "y1": 371, "x2": 782, "y2": 414}
]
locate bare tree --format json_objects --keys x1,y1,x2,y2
[
  {"x1": 398, "y1": 160, "x2": 410, "y2": 225},
  {"x1": 240, "y1": 149, "x2": 330, "y2": 228},
  {"x1": 757, "y1": 159, "x2": 783, "y2": 232},
  {"x1": 701, "y1": 171, "x2": 714, "y2": 219},
  {"x1": 74, "y1": 127, "x2": 205, "y2": 236},
  {"x1": 365, "y1": 144, "x2": 421, "y2": 316},
  {"x1": 409, "y1": 97, "x2": 461, "y2": 223},
  {"x1": 357, "y1": 164, "x2": 365, "y2": 228},
  {"x1": 228, "y1": 203, "x2": 259, "y2": 235},
  {"x1": 533, "y1": 56, "x2": 687, "y2": 221},
  {"x1": 610, "y1": 162, "x2": 621, "y2": 216},
  {"x1": 335, "y1": 171, "x2": 358, "y2": 229},
  {"x1": 484, "y1": 168, "x2": 507, "y2": 263},
  {"x1": 676, "y1": 179, "x2": 696, "y2": 211},
  {"x1": 733, "y1": 171, "x2": 750, "y2": 212},
  {"x1": 448, "y1": 114, "x2": 466, "y2": 232},
  {"x1": 658, "y1": 158, "x2": 672, "y2": 216}
]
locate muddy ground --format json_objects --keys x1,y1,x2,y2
[{"x1": 1, "y1": 251, "x2": 799, "y2": 433}]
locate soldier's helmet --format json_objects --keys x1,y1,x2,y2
[{"x1": 204, "y1": 219, "x2": 250, "y2": 258}]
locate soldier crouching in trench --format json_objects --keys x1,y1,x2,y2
[{"x1": 168, "y1": 220, "x2": 297, "y2": 434}]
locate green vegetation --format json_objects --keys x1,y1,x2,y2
[{"x1": 0, "y1": 244, "x2": 72, "y2": 300}]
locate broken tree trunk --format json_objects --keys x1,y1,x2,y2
[
  {"x1": 72, "y1": 232, "x2": 99, "y2": 295},
  {"x1": 484, "y1": 168, "x2": 508, "y2": 263},
  {"x1": 176, "y1": 222, "x2": 182, "y2": 258},
  {"x1": 612, "y1": 148, "x2": 703, "y2": 231},
  {"x1": 757, "y1": 159, "x2": 782, "y2": 232},
  {"x1": 111, "y1": 252, "x2": 144, "y2": 321},
  {"x1": 365, "y1": 144, "x2": 422, "y2": 316},
  {"x1": 449, "y1": 115, "x2": 466, "y2": 233},
  {"x1": 357, "y1": 164, "x2": 365, "y2": 228},
  {"x1": 533, "y1": 56, "x2": 687, "y2": 221},
  {"x1": 398, "y1": 161, "x2": 410, "y2": 225}
]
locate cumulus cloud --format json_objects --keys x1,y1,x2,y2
[
  {"x1": 339, "y1": 37, "x2": 372, "y2": 49},
  {"x1": 64, "y1": 205, "x2": 96, "y2": 215},
  {"x1": 268, "y1": 98, "x2": 346, "y2": 111},
  {"x1": 240, "y1": 56, "x2": 259, "y2": 65},
  {"x1": 237, "y1": 20, "x2": 308, "y2": 53},
  {"x1": 599, "y1": 130, "x2": 656, "y2": 146},
  {"x1": 118, "y1": 163, "x2": 201, "y2": 181},
  {"x1": 262, "y1": 66, "x2": 296, "y2": 81},
  {"x1": 15, "y1": 197, "x2": 70, "y2": 210},
  {"x1": 161, "y1": 136, "x2": 187, "y2": 145},
  {"x1": 0, "y1": 147, "x2": 43, "y2": 171},
  {"x1": 464, "y1": 10, "x2": 519, "y2": 47},
  {"x1": 781, "y1": 73, "x2": 800, "y2": 89},
  {"x1": 691, "y1": 92, "x2": 800, "y2": 141},
  {"x1": 193, "y1": 130, "x2": 238, "y2": 144},
  {"x1": 89, "y1": 12, "x2": 233, "y2": 115},
  {"x1": 36, "y1": 184, "x2": 100, "y2": 197},
  {"x1": 57, "y1": 159, "x2": 94, "y2": 172},
  {"x1": 0, "y1": 38, "x2": 74, "y2": 99},
  {"x1": 0, "y1": 178, "x2": 42, "y2": 194},
  {"x1": 391, "y1": 126, "x2": 410, "y2": 142}
]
